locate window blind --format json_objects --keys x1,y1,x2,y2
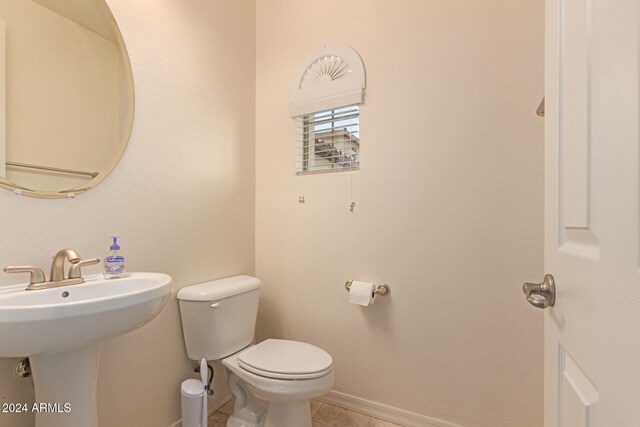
[{"x1": 295, "y1": 105, "x2": 360, "y2": 174}]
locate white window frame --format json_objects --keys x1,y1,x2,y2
[{"x1": 290, "y1": 44, "x2": 366, "y2": 175}]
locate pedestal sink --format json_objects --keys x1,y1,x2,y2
[{"x1": 0, "y1": 272, "x2": 172, "y2": 427}]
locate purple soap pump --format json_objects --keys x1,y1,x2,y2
[{"x1": 103, "y1": 236, "x2": 126, "y2": 279}]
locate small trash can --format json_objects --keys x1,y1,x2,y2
[{"x1": 181, "y1": 379, "x2": 205, "y2": 427}]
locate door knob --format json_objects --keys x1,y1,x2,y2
[{"x1": 523, "y1": 274, "x2": 555, "y2": 309}]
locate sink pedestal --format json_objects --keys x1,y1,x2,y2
[
  {"x1": 30, "y1": 344, "x2": 102, "y2": 427},
  {"x1": 0, "y1": 272, "x2": 172, "y2": 426}
]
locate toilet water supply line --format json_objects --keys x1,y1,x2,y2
[
  {"x1": 200, "y1": 358, "x2": 208, "y2": 427},
  {"x1": 194, "y1": 362, "x2": 215, "y2": 395}
]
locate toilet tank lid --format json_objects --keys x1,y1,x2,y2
[{"x1": 177, "y1": 275, "x2": 261, "y2": 301}]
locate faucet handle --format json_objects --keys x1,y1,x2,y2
[
  {"x1": 68, "y1": 258, "x2": 100, "y2": 280},
  {"x1": 3, "y1": 266, "x2": 46, "y2": 285}
]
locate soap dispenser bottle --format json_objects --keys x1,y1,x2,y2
[{"x1": 103, "y1": 236, "x2": 126, "y2": 279}]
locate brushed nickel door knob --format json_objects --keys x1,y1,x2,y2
[{"x1": 523, "y1": 274, "x2": 556, "y2": 309}]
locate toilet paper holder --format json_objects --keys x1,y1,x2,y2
[{"x1": 344, "y1": 280, "x2": 391, "y2": 297}]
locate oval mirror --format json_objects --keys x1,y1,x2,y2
[{"x1": 0, "y1": 0, "x2": 134, "y2": 198}]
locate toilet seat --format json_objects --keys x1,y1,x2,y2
[{"x1": 238, "y1": 339, "x2": 333, "y2": 380}]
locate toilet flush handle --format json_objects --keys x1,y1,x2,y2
[{"x1": 210, "y1": 302, "x2": 222, "y2": 308}]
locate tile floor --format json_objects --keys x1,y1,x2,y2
[{"x1": 208, "y1": 398, "x2": 405, "y2": 427}]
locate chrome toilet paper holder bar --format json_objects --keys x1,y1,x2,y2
[{"x1": 345, "y1": 280, "x2": 391, "y2": 297}]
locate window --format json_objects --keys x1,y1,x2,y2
[
  {"x1": 289, "y1": 44, "x2": 366, "y2": 175},
  {"x1": 296, "y1": 105, "x2": 359, "y2": 174}
]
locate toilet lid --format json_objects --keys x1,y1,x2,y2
[{"x1": 238, "y1": 339, "x2": 333, "y2": 380}]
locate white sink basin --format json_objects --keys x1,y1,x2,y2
[
  {"x1": 0, "y1": 272, "x2": 172, "y2": 427},
  {"x1": 0, "y1": 272, "x2": 172, "y2": 357}
]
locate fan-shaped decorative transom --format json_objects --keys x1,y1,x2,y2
[
  {"x1": 300, "y1": 55, "x2": 352, "y2": 88},
  {"x1": 289, "y1": 44, "x2": 366, "y2": 118}
]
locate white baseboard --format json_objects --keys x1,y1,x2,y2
[{"x1": 320, "y1": 390, "x2": 466, "y2": 427}]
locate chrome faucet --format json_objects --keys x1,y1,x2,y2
[{"x1": 3, "y1": 248, "x2": 100, "y2": 290}]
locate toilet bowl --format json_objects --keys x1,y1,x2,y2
[
  {"x1": 177, "y1": 276, "x2": 334, "y2": 427},
  {"x1": 223, "y1": 340, "x2": 334, "y2": 427}
]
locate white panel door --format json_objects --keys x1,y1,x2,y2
[{"x1": 543, "y1": 0, "x2": 640, "y2": 426}]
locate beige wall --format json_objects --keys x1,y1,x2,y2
[
  {"x1": 0, "y1": 0, "x2": 255, "y2": 426},
  {"x1": 0, "y1": 1, "x2": 544, "y2": 425},
  {"x1": 255, "y1": 1, "x2": 544, "y2": 426},
  {"x1": 0, "y1": 19, "x2": 4, "y2": 179}
]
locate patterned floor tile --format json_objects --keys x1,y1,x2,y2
[{"x1": 312, "y1": 402, "x2": 373, "y2": 426}]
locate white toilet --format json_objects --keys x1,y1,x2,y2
[{"x1": 177, "y1": 275, "x2": 334, "y2": 427}]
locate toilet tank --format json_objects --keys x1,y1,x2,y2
[{"x1": 177, "y1": 275, "x2": 260, "y2": 360}]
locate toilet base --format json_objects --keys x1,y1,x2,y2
[
  {"x1": 223, "y1": 345, "x2": 334, "y2": 427},
  {"x1": 226, "y1": 398, "x2": 313, "y2": 427},
  {"x1": 226, "y1": 372, "x2": 314, "y2": 427},
  {"x1": 227, "y1": 372, "x2": 265, "y2": 426},
  {"x1": 227, "y1": 414, "x2": 262, "y2": 427},
  {"x1": 263, "y1": 401, "x2": 312, "y2": 427}
]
